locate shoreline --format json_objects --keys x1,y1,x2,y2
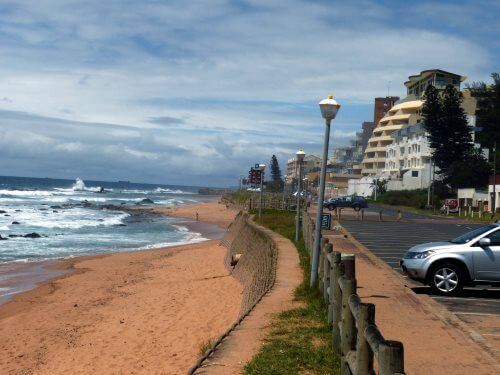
[
  {"x1": 0, "y1": 198, "x2": 225, "y2": 305},
  {"x1": 0, "y1": 200, "x2": 242, "y2": 374}
]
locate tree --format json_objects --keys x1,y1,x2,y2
[
  {"x1": 468, "y1": 73, "x2": 500, "y2": 170},
  {"x1": 422, "y1": 85, "x2": 446, "y2": 170},
  {"x1": 266, "y1": 155, "x2": 284, "y2": 192},
  {"x1": 446, "y1": 149, "x2": 490, "y2": 188},
  {"x1": 422, "y1": 84, "x2": 474, "y2": 179}
]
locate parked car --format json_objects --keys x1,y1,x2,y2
[
  {"x1": 323, "y1": 195, "x2": 368, "y2": 211},
  {"x1": 400, "y1": 223, "x2": 500, "y2": 295}
]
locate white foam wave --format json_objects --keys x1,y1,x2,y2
[
  {"x1": 72, "y1": 178, "x2": 102, "y2": 192},
  {"x1": 154, "y1": 187, "x2": 195, "y2": 194},
  {"x1": 0, "y1": 208, "x2": 130, "y2": 229}
]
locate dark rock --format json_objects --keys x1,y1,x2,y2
[
  {"x1": 0, "y1": 210, "x2": 6, "y2": 214},
  {"x1": 24, "y1": 232, "x2": 42, "y2": 238},
  {"x1": 53, "y1": 210, "x2": 59, "y2": 213},
  {"x1": 115, "y1": 224, "x2": 127, "y2": 227},
  {"x1": 12, "y1": 221, "x2": 20, "y2": 225},
  {"x1": 0, "y1": 235, "x2": 7, "y2": 240},
  {"x1": 137, "y1": 198, "x2": 154, "y2": 205},
  {"x1": 50, "y1": 205, "x2": 62, "y2": 209},
  {"x1": 15, "y1": 209, "x2": 21, "y2": 212},
  {"x1": 4, "y1": 214, "x2": 10, "y2": 217},
  {"x1": 8, "y1": 234, "x2": 20, "y2": 238}
]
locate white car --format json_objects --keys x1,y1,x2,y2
[{"x1": 400, "y1": 223, "x2": 500, "y2": 295}]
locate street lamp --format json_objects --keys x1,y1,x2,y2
[
  {"x1": 311, "y1": 94, "x2": 340, "y2": 286},
  {"x1": 295, "y1": 149, "x2": 306, "y2": 242},
  {"x1": 258, "y1": 163, "x2": 266, "y2": 218}
]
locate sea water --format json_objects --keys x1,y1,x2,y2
[{"x1": 0, "y1": 176, "x2": 208, "y2": 263}]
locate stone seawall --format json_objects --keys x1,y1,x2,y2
[{"x1": 221, "y1": 212, "x2": 278, "y2": 315}]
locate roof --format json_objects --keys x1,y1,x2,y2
[
  {"x1": 389, "y1": 100, "x2": 423, "y2": 112},
  {"x1": 404, "y1": 69, "x2": 466, "y2": 87}
]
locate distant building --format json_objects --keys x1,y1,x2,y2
[
  {"x1": 361, "y1": 69, "x2": 469, "y2": 177},
  {"x1": 285, "y1": 155, "x2": 321, "y2": 184},
  {"x1": 374, "y1": 97, "x2": 399, "y2": 129}
]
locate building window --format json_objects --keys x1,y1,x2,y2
[{"x1": 412, "y1": 171, "x2": 419, "y2": 177}]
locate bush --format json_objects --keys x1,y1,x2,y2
[{"x1": 377, "y1": 184, "x2": 453, "y2": 209}]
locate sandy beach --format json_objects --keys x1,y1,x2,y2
[{"x1": 0, "y1": 200, "x2": 243, "y2": 374}]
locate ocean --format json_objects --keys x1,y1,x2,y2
[{"x1": 0, "y1": 176, "x2": 212, "y2": 263}]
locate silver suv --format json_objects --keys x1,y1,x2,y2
[{"x1": 400, "y1": 223, "x2": 500, "y2": 295}]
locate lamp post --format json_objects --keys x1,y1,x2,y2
[
  {"x1": 295, "y1": 149, "x2": 306, "y2": 242},
  {"x1": 311, "y1": 94, "x2": 340, "y2": 286},
  {"x1": 258, "y1": 163, "x2": 266, "y2": 218}
]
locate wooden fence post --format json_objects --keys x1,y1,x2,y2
[
  {"x1": 379, "y1": 340, "x2": 404, "y2": 375},
  {"x1": 318, "y1": 237, "x2": 328, "y2": 293},
  {"x1": 323, "y1": 243, "x2": 333, "y2": 304},
  {"x1": 378, "y1": 210, "x2": 383, "y2": 221},
  {"x1": 341, "y1": 253, "x2": 356, "y2": 280},
  {"x1": 331, "y1": 251, "x2": 342, "y2": 355},
  {"x1": 340, "y1": 277, "x2": 356, "y2": 374},
  {"x1": 355, "y1": 303, "x2": 375, "y2": 375}
]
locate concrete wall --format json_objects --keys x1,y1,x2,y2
[{"x1": 221, "y1": 212, "x2": 278, "y2": 315}]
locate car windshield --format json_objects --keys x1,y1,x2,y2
[{"x1": 450, "y1": 224, "x2": 497, "y2": 244}]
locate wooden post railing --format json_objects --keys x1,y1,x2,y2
[{"x1": 321, "y1": 243, "x2": 405, "y2": 374}]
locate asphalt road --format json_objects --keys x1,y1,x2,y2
[{"x1": 339, "y1": 215, "x2": 500, "y2": 353}]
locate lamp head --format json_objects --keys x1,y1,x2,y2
[
  {"x1": 319, "y1": 94, "x2": 341, "y2": 120},
  {"x1": 296, "y1": 149, "x2": 306, "y2": 162},
  {"x1": 258, "y1": 163, "x2": 266, "y2": 172}
]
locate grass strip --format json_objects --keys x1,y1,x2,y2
[{"x1": 244, "y1": 209, "x2": 339, "y2": 375}]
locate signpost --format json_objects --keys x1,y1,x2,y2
[{"x1": 321, "y1": 213, "x2": 331, "y2": 230}]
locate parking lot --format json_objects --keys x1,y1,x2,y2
[{"x1": 339, "y1": 213, "x2": 500, "y2": 354}]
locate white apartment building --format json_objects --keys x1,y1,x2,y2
[
  {"x1": 384, "y1": 123, "x2": 434, "y2": 190},
  {"x1": 361, "y1": 69, "x2": 467, "y2": 176}
]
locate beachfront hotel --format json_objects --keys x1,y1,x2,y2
[{"x1": 360, "y1": 69, "x2": 467, "y2": 176}]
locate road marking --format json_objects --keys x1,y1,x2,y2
[
  {"x1": 454, "y1": 312, "x2": 500, "y2": 316},
  {"x1": 432, "y1": 296, "x2": 500, "y2": 303}
]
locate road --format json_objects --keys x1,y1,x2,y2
[{"x1": 338, "y1": 210, "x2": 500, "y2": 354}]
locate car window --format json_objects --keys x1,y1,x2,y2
[
  {"x1": 450, "y1": 224, "x2": 497, "y2": 244},
  {"x1": 486, "y1": 229, "x2": 500, "y2": 245}
]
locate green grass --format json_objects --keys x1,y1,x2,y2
[{"x1": 244, "y1": 209, "x2": 339, "y2": 375}]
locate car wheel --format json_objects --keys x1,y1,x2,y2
[
  {"x1": 353, "y1": 205, "x2": 361, "y2": 211},
  {"x1": 429, "y1": 263, "x2": 464, "y2": 296},
  {"x1": 327, "y1": 204, "x2": 335, "y2": 211}
]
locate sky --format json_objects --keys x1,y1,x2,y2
[{"x1": 0, "y1": 0, "x2": 498, "y2": 187}]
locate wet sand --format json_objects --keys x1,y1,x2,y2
[{"x1": 0, "y1": 200, "x2": 243, "y2": 374}]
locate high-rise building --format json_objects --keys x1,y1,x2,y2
[
  {"x1": 361, "y1": 69, "x2": 467, "y2": 176},
  {"x1": 374, "y1": 97, "x2": 399, "y2": 128}
]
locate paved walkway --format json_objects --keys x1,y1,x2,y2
[{"x1": 197, "y1": 224, "x2": 302, "y2": 374}]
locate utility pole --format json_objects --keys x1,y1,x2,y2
[
  {"x1": 427, "y1": 158, "x2": 432, "y2": 209},
  {"x1": 493, "y1": 141, "x2": 497, "y2": 213}
]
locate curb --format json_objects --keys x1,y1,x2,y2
[{"x1": 337, "y1": 221, "x2": 500, "y2": 365}]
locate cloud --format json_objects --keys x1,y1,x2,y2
[
  {"x1": 147, "y1": 116, "x2": 185, "y2": 126},
  {"x1": 0, "y1": 0, "x2": 497, "y2": 185}
]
